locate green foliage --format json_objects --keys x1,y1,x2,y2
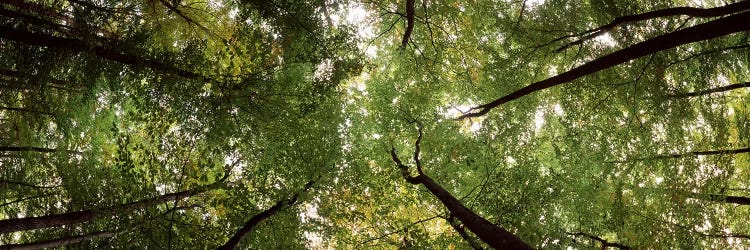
[{"x1": 1, "y1": 0, "x2": 749, "y2": 249}]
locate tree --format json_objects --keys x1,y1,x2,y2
[{"x1": 2, "y1": 0, "x2": 749, "y2": 248}]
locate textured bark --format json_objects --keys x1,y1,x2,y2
[
  {"x1": 0, "y1": 230, "x2": 117, "y2": 250},
  {"x1": 417, "y1": 174, "x2": 532, "y2": 249},
  {"x1": 391, "y1": 139, "x2": 532, "y2": 249},
  {"x1": 216, "y1": 180, "x2": 315, "y2": 250},
  {"x1": 401, "y1": 0, "x2": 415, "y2": 47},
  {"x1": 0, "y1": 146, "x2": 69, "y2": 153},
  {"x1": 0, "y1": 182, "x2": 224, "y2": 233},
  {"x1": 446, "y1": 214, "x2": 485, "y2": 250},
  {"x1": 670, "y1": 82, "x2": 750, "y2": 98},
  {"x1": 0, "y1": 25, "x2": 210, "y2": 82},
  {"x1": 459, "y1": 11, "x2": 750, "y2": 119},
  {"x1": 1, "y1": 0, "x2": 118, "y2": 38},
  {"x1": 0, "y1": 106, "x2": 53, "y2": 116},
  {"x1": 608, "y1": 147, "x2": 750, "y2": 163},
  {"x1": 555, "y1": 1, "x2": 750, "y2": 52},
  {"x1": 685, "y1": 193, "x2": 750, "y2": 206}
]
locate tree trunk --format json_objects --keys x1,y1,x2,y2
[
  {"x1": 0, "y1": 106, "x2": 53, "y2": 116},
  {"x1": 415, "y1": 174, "x2": 532, "y2": 249},
  {"x1": 0, "y1": 25, "x2": 210, "y2": 82},
  {"x1": 217, "y1": 180, "x2": 315, "y2": 250},
  {"x1": 607, "y1": 147, "x2": 750, "y2": 163},
  {"x1": 669, "y1": 82, "x2": 750, "y2": 98},
  {"x1": 0, "y1": 230, "x2": 117, "y2": 250},
  {"x1": 0, "y1": 146, "x2": 69, "y2": 153},
  {"x1": 460, "y1": 11, "x2": 750, "y2": 119},
  {"x1": 0, "y1": 181, "x2": 225, "y2": 233},
  {"x1": 555, "y1": 1, "x2": 750, "y2": 52},
  {"x1": 685, "y1": 193, "x2": 750, "y2": 206}
]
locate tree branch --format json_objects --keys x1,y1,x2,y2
[{"x1": 459, "y1": 11, "x2": 750, "y2": 119}]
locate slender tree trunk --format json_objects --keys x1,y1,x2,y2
[
  {"x1": 555, "y1": 1, "x2": 750, "y2": 52},
  {"x1": 0, "y1": 146, "x2": 69, "y2": 153},
  {"x1": 416, "y1": 174, "x2": 532, "y2": 249},
  {"x1": 608, "y1": 147, "x2": 750, "y2": 163},
  {"x1": 0, "y1": 181, "x2": 225, "y2": 233},
  {"x1": 669, "y1": 82, "x2": 750, "y2": 98},
  {"x1": 1, "y1": 0, "x2": 118, "y2": 38},
  {"x1": 401, "y1": 0, "x2": 415, "y2": 47},
  {"x1": 684, "y1": 193, "x2": 750, "y2": 205},
  {"x1": 390, "y1": 144, "x2": 532, "y2": 249},
  {"x1": 216, "y1": 180, "x2": 316, "y2": 250},
  {"x1": 0, "y1": 106, "x2": 53, "y2": 116},
  {"x1": 460, "y1": 11, "x2": 750, "y2": 119},
  {"x1": 0, "y1": 25, "x2": 211, "y2": 82},
  {"x1": 0, "y1": 230, "x2": 117, "y2": 250}
]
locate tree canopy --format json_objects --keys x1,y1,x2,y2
[{"x1": 1, "y1": 0, "x2": 749, "y2": 249}]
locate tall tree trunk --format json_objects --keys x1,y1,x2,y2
[
  {"x1": 401, "y1": 0, "x2": 415, "y2": 48},
  {"x1": 0, "y1": 106, "x2": 53, "y2": 116},
  {"x1": 0, "y1": 25, "x2": 211, "y2": 82},
  {"x1": 459, "y1": 11, "x2": 750, "y2": 119},
  {"x1": 554, "y1": 1, "x2": 750, "y2": 52},
  {"x1": 216, "y1": 180, "x2": 316, "y2": 250},
  {"x1": 0, "y1": 146, "x2": 75, "y2": 153},
  {"x1": 0, "y1": 230, "x2": 117, "y2": 250},
  {"x1": 669, "y1": 82, "x2": 750, "y2": 98},
  {"x1": 390, "y1": 126, "x2": 532, "y2": 250},
  {"x1": 0, "y1": 181, "x2": 225, "y2": 233},
  {"x1": 684, "y1": 192, "x2": 750, "y2": 206},
  {"x1": 608, "y1": 147, "x2": 750, "y2": 163},
  {"x1": 446, "y1": 214, "x2": 485, "y2": 250}
]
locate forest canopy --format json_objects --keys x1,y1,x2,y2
[{"x1": 0, "y1": 0, "x2": 749, "y2": 249}]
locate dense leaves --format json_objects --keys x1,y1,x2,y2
[{"x1": 1, "y1": 0, "x2": 748, "y2": 249}]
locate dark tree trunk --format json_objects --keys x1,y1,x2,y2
[
  {"x1": 446, "y1": 214, "x2": 485, "y2": 250},
  {"x1": 0, "y1": 25, "x2": 211, "y2": 82},
  {"x1": 608, "y1": 147, "x2": 750, "y2": 163},
  {"x1": 0, "y1": 182, "x2": 225, "y2": 233},
  {"x1": 417, "y1": 174, "x2": 532, "y2": 249},
  {"x1": 0, "y1": 106, "x2": 53, "y2": 116},
  {"x1": 460, "y1": 11, "x2": 750, "y2": 119},
  {"x1": 391, "y1": 140, "x2": 532, "y2": 249},
  {"x1": 0, "y1": 146, "x2": 67, "y2": 153},
  {"x1": 401, "y1": 0, "x2": 415, "y2": 47},
  {"x1": 0, "y1": 230, "x2": 117, "y2": 250},
  {"x1": 555, "y1": 1, "x2": 750, "y2": 52},
  {"x1": 670, "y1": 82, "x2": 750, "y2": 98},
  {"x1": 217, "y1": 180, "x2": 315, "y2": 250},
  {"x1": 685, "y1": 193, "x2": 750, "y2": 205}
]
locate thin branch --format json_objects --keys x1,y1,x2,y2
[{"x1": 567, "y1": 231, "x2": 631, "y2": 249}]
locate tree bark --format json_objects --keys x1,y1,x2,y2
[
  {"x1": 0, "y1": 146, "x2": 72, "y2": 153},
  {"x1": 555, "y1": 1, "x2": 750, "y2": 52},
  {"x1": 607, "y1": 147, "x2": 750, "y2": 163},
  {"x1": 390, "y1": 143, "x2": 532, "y2": 249},
  {"x1": 459, "y1": 11, "x2": 750, "y2": 119},
  {"x1": 0, "y1": 25, "x2": 210, "y2": 82},
  {"x1": 0, "y1": 181, "x2": 225, "y2": 233},
  {"x1": 685, "y1": 193, "x2": 750, "y2": 206},
  {"x1": 0, "y1": 230, "x2": 117, "y2": 250},
  {"x1": 446, "y1": 214, "x2": 485, "y2": 250},
  {"x1": 401, "y1": 0, "x2": 415, "y2": 48},
  {"x1": 669, "y1": 82, "x2": 750, "y2": 98},
  {"x1": 216, "y1": 180, "x2": 316, "y2": 250},
  {"x1": 0, "y1": 106, "x2": 53, "y2": 116}
]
